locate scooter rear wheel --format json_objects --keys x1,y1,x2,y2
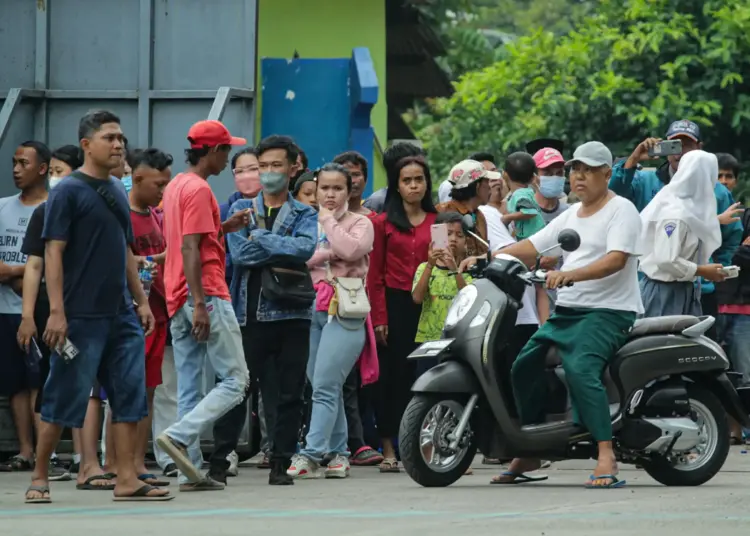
[
  {"x1": 399, "y1": 394, "x2": 477, "y2": 487},
  {"x1": 640, "y1": 385, "x2": 730, "y2": 486}
]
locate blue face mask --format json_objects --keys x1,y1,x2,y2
[
  {"x1": 539, "y1": 176, "x2": 565, "y2": 199},
  {"x1": 260, "y1": 172, "x2": 288, "y2": 194},
  {"x1": 121, "y1": 175, "x2": 133, "y2": 193}
]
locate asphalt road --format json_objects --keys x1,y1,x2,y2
[{"x1": 2, "y1": 448, "x2": 750, "y2": 535}]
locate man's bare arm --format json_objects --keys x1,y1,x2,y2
[
  {"x1": 45, "y1": 241, "x2": 66, "y2": 314},
  {"x1": 494, "y1": 239, "x2": 539, "y2": 268},
  {"x1": 182, "y1": 234, "x2": 205, "y2": 305},
  {"x1": 21, "y1": 256, "x2": 43, "y2": 320}
]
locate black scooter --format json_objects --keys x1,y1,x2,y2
[{"x1": 399, "y1": 220, "x2": 750, "y2": 487}]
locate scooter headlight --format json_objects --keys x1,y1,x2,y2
[{"x1": 444, "y1": 284, "x2": 478, "y2": 330}]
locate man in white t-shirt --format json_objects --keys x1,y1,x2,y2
[{"x1": 489, "y1": 141, "x2": 644, "y2": 489}]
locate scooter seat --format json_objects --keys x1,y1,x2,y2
[{"x1": 628, "y1": 315, "x2": 700, "y2": 338}]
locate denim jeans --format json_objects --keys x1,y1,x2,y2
[
  {"x1": 41, "y1": 308, "x2": 147, "y2": 428},
  {"x1": 300, "y1": 312, "x2": 365, "y2": 463},
  {"x1": 718, "y1": 314, "x2": 750, "y2": 386},
  {"x1": 165, "y1": 295, "x2": 249, "y2": 483}
]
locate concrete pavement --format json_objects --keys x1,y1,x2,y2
[{"x1": 2, "y1": 448, "x2": 750, "y2": 535}]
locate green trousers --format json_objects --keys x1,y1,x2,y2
[{"x1": 511, "y1": 306, "x2": 636, "y2": 441}]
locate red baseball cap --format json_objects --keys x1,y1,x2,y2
[
  {"x1": 533, "y1": 147, "x2": 565, "y2": 169},
  {"x1": 187, "y1": 120, "x2": 246, "y2": 149}
]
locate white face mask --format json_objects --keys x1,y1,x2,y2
[{"x1": 49, "y1": 176, "x2": 65, "y2": 189}]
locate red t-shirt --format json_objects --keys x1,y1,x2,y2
[
  {"x1": 162, "y1": 172, "x2": 229, "y2": 317},
  {"x1": 130, "y1": 208, "x2": 168, "y2": 323}
]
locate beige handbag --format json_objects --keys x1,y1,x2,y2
[{"x1": 326, "y1": 263, "x2": 370, "y2": 322}]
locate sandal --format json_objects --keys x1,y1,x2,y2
[
  {"x1": 730, "y1": 436, "x2": 743, "y2": 445},
  {"x1": 379, "y1": 457, "x2": 400, "y2": 473},
  {"x1": 76, "y1": 474, "x2": 116, "y2": 490},
  {"x1": 179, "y1": 477, "x2": 225, "y2": 492},
  {"x1": 138, "y1": 473, "x2": 170, "y2": 486},
  {"x1": 113, "y1": 484, "x2": 174, "y2": 502},
  {"x1": 25, "y1": 484, "x2": 51, "y2": 504},
  {"x1": 490, "y1": 471, "x2": 548, "y2": 485},
  {"x1": 585, "y1": 474, "x2": 626, "y2": 489},
  {"x1": 0, "y1": 455, "x2": 34, "y2": 472}
]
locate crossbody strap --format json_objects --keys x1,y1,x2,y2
[{"x1": 74, "y1": 177, "x2": 130, "y2": 237}]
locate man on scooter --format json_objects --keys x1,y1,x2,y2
[{"x1": 488, "y1": 142, "x2": 644, "y2": 488}]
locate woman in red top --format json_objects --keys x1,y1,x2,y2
[{"x1": 367, "y1": 156, "x2": 437, "y2": 472}]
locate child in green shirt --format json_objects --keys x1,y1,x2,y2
[
  {"x1": 502, "y1": 151, "x2": 546, "y2": 239},
  {"x1": 412, "y1": 212, "x2": 473, "y2": 343}
]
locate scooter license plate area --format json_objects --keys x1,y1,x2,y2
[{"x1": 408, "y1": 339, "x2": 455, "y2": 360}]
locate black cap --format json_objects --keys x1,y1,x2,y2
[{"x1": 525, "y1": 138, "x2": 565, "y2": 156}]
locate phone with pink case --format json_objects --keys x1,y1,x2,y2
[{"x1": 431, "y1": 223, "x2": 449, "y2": 250}]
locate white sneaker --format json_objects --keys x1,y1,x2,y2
[
  {"x1": 324, "y1": 454, "x2": 350, "y2": 479},
  {"x1": 226, "y1": 450, "x2": 239, "y2": 477},
  {"x1": 287, "y1": 454, "x2": 319, "y2": 479}
]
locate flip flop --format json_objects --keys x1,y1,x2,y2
[
  {"x1": 25, "y1": 484, "x2": 51, "y2": 504},
  {"x1": 138, "y1": 473, "x2": 170, "y2": 486},
  {"x1": 490, "y1": 471, "x2": 549, "y2": 485},
  {"x1": 585, "y1": 474, "x2": 626, "y2": 489},
  {"x1": 179, "y1": 477, "x2": 225, "y2": 492},
  {"x1": 76, "y1": 475, "x2": 116, "y2": 490},
  {"x1": 155, "y1": 434, "x2": 203, "y2": 483},
  {"x1": 113, "y1": 484, "x2": 174, "y2": 502},
  {"x1": 379, "y1": 458, "x2": 400, "y2": 473}
]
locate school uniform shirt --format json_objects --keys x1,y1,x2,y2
[
  {"x1": 478, "y1": 204, "x2": 539, "y2": 326},
  {"x1": 638, "y1": 219, "x2": 701, "y2": 282},
  {"x1": 529, "y1": 196, "x2": 644, "y2": 314}
]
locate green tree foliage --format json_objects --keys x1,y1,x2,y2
[{"x1": 416, "y1": 0, "x2": 750, "y2": 200}]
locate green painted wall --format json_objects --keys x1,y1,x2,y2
[{"x1": 257, "y1": 0, "x2": 387, "y2": 188}]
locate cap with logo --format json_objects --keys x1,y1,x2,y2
[
  {"x1": 666, "y1": 120, "x2": 701, "y2": 142},
  {"x1": 565, "y1": 141, "x2": 613, "y2": 168},
  {"x1": 448, "y1": 159, "x2": 502, "y2": 189},
  {"x1": 187, "y1": 120, "x2": 246, "y2": 149},
  {"x1": 533, "y1": 148, "x2": 565, "y2": 169}
]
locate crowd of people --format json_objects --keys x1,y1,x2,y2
[{"x1": 0, "y1": 109, "x2": 747, "y2": 502}]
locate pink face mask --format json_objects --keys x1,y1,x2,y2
[{"x1": 234, "y1": 171, "x2": 261, "y2": 198}]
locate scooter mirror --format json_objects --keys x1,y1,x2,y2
[
  {"x1": 557, "y1": 229, "x2": 581, "y2": 252},
  {"x1": 461, "y1": 214, "x2": 475, "y2": 233}
]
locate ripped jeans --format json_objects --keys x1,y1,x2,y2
[{"x1": 165, "y1": 295, "x2": 249, "y2": 484}]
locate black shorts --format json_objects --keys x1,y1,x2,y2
[{"x1": 0, "y1": 314, "x2": 40, "y2": 397}]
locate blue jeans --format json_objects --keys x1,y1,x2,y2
[
  {"x1": 41, "y1": 308, "x2": 147, "y2": 428},
  {"x1": 718, "y1": 314, "x2": 750, "y2": 386},
  {"x1": 165, "y1": 295, "x2": 249, "y2": 483},
  {"x1": 300, "y1": 312, "x2": 365, "y2": 463}
]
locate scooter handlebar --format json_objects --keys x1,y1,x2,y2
[{"x1": 519, "y1": 269, "x2": 574, "y2": 288}]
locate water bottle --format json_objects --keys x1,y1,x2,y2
[{"x1": 139, "y1": 256, "x2": 154, "y2": 297}]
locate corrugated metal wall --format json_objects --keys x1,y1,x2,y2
[{"x1": 0, "y1": 0, "x2": 258, "y2": 202}]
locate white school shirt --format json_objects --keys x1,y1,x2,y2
[
  {"x1": 528, "y1": 196, "x2": 645, "y2": 314},
  {"x1": 639, "y1": 219, "x2": 701, "y2": 282},
  {"x1": 478, "y1": 205, "x2": 539, "y2": 326}
]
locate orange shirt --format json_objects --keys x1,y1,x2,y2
[{"x1": 162, "y1": 172, "x2": 230, "y2": 317}]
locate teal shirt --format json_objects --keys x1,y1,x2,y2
[
  {"x1": 609, "y1": 162, "x2": 742, "y2": 294},
  {"x1": 508, "y1": 187, "x2": 546, "y2": 239}
]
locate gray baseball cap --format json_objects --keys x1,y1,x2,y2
[{"x1": 566, "y1": 141, "x2": 613, "y2": 168}]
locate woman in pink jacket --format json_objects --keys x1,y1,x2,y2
[{"x1": 287, "y1": 163, "x2": 374, "y2": 480}]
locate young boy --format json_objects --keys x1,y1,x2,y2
[
  {"x1": 502, "y1": 152, "x2": 546, "y2": 239},
  {"x1": 412, "y1": 211, "x2": 472, "y2": 349},
  {"x1": 128, "y1": 148, "x2": 172, "y2": 485}
]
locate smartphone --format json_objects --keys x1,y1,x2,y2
[
  {"x1": 720, "y1": 265, "x2": 740, "y2": 279},
  {"x1": 431, "y1": 223, "x2": 449, "y2": 250},
  {"x1": 57, "y1": 338, "x2": 80, "y2": 362},
  {"x1": 648, "y1": 139, "x2": 682, "y2": 157}
]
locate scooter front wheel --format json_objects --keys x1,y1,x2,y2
[{"x1": 399, "y1": 394, "x2": 477, "y2": 487}]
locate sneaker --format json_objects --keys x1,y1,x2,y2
[
  {"x1": 48, "y1": 458, "x2": 72, "y2": 482},
  {"x1": 163, "y1": 463, "x2": 178, "y2": 478},
  {"x1": 226, "y1": 451, "x2": 239, "y2": 477},
  {"x1": 286, "y1": 454, "x2": 319, "y2": 479},
  {"x1": 350, "y1": 446, "x2": 383, "y2": 466},
  {"x1": 324, "y1": 454, "x2": 350, "y2": 479},
  {"x1": 258, "y1": 451, "x2": 271, "y2": 469}
]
